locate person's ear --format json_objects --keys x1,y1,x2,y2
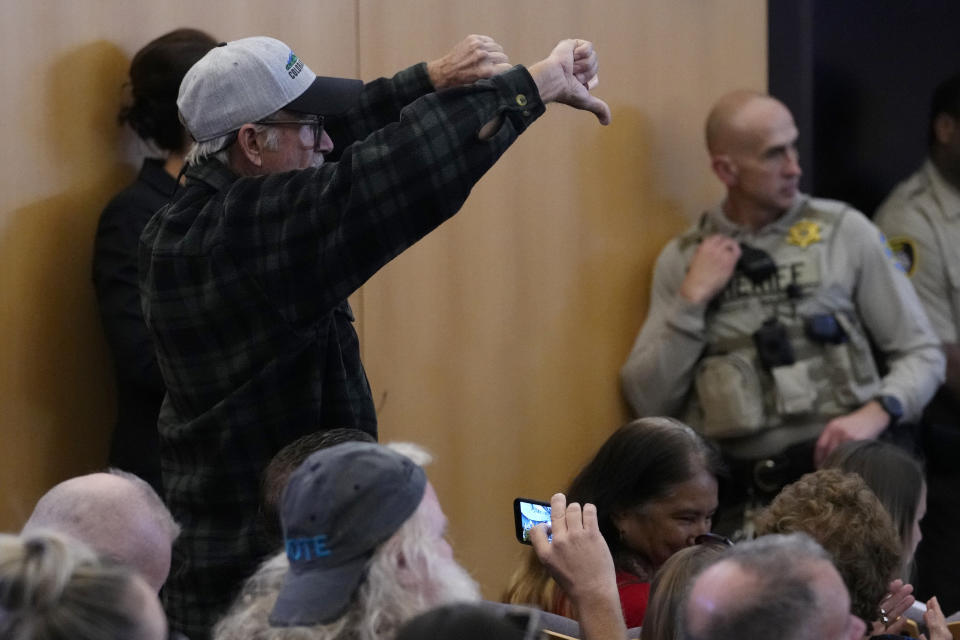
[
  {"x1": 934, "y1": 112, "x2": 957, "y2": 147},
  {"x1": 711, "y1": 154, "x2": 739, "y2": 186},
  {"x1": 236, "y1": 124, "x2": 264, "y2": 167}
]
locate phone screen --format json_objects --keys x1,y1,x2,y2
[{"x1": 513, "y1": 498, "x2": 552, "y2": 544}]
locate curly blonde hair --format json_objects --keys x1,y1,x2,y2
[{"x1": 754, "y1": 469, "x2": 901, "y2": 624}]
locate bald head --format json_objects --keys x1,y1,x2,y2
[
  {"x1": 23, "y1": 471, "x2": 179, "y2": 592},
  {"x1": 684, "y1": 534, "x2": 864, "y2": 640},
  {"x1": 703, "y1": 90, "x2": 802, "y2": 222},
  {"x1": 705, "y1": 90, "x2": 793, "y2": 155}
]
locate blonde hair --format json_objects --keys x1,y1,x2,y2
[
  {"x1": 640, "y1": 544, "x2": 726, "y2": 640},
  {"x1": 0, "y1": 531, "x2": 157, "y2": 640}
]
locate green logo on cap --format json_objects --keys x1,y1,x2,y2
[{"x1": 285, "y1": 51, "x2": 304, "y2": 79}]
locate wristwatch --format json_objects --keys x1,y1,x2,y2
[{"x1": 875, "y1": 394, "x2": 904, "y2": 428}]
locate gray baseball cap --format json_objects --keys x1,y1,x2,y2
[
  {"x1": 269, "y1": 442, "x2": 428, "y2": 627},
  {"x1": 177, "y1": 36, "x2": 363, "y2": 143}
]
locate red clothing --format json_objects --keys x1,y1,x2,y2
[
  {"x1": 549, "y1": 568, "x2": 650, "y2": 628},
  {"x1": 616, "y1": 569, "x2": 650, "y2": 628}
]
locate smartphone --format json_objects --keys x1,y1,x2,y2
[{"x1": 513, "y1": 497, "x2": 552, "y2": 544}]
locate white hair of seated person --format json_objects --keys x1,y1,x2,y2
[
  {"x1": 22, "y1": 469, "x2": 180, "y2": 593},
  {"x1": 0, "y1": 530, "x2": 167, "y2": 640},
  {"x1": 215, "y1": 442, "x2": 475, "y2": 640},
  {"x1": 214, "y1": 503, "x2": 479, "y2": 640}
]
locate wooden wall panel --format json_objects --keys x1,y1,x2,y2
[
  {"x1": 356, "y1": 0, "x2": 766, "y2": 598},
  {"x1": 0, "y1": 0, "x2": 358, "y2": 530},
  {"x1": 0, "y1": 0, "x2": 765, "y2": 605}
]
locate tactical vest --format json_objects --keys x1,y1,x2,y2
[{"x1": 683, "y1": 203, "x2": 882, "y2": 446}]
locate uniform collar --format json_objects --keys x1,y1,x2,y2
[
  {"x1": 923, "y1": 159, "x2": 960, "y2": 221},
  {"x1": 705, "y1": 194, "x2": 810, "y2": 238}
]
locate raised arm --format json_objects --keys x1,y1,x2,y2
[
  {"x1": 530, "y1": 493, "x2": 626, "y2": 640},
  {"x1": 329, "y1": 34, "x2": 514, "y2": 151},
  {"x1": 233, "y1": 39, "x2": 609, "y2": 327}
]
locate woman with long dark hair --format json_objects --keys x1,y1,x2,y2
[{"x1": 503, "y1": 417, "x2": 723, "y2": 628}]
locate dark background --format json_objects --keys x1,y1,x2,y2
[{"x1": 769, "y1": 0, "x2": 960, "y2": 216}]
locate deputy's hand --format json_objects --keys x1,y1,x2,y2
[
  {"x1": 814, "y1": 400, "x2": 890, "y2": 467},
  {"x1": 679, "y1": 234, "x2": 741, "y2": 305},
  {"x1": 427, "y1": 35, "x2": 512, "y2": 89},
  {"x1": 528, "y1": 39, "x2": 610, "y2": 125}
]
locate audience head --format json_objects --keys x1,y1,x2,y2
[
  {"x1": 259, "y1": 427, "x2": 376, "y2": 547},
  {"x1": 569, "y1": 417, "x2": 723, "y2": 575},
  {"x1": 640, "y1": 538, "x2": 729, "y2": 640},
  {"x1": 22, "y1": 469, "x2": 180, "y2": 593},
  {"x1": 0, "y1": 530, "x2": 167, "y2": 640},
  {"x1": 704, "y1": 89, "x2": 801, "y2": 215},
  {"x1": 929, "y1": 72, "x2": 960, "y2": 182},
  {"x1": 504, "y1": 418, "x2": 722, "y2": 616},
  {"x1": 822, "y1": 440, "x2": 926, "y2": 575},
  {"x1": 118, "y1": 28, "x2": 217, "y2": 153},
  {"x1": 214, "y1": 442, "x2": 480, "y2": 640},
  {"x1": 684, "y1": 533, "x2": 866, "y2": 640},
  {"x1": 754, "y1": 469, "x2": 901, "y2": 624}
]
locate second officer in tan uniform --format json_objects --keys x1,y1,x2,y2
[
  {"x1": 621, "y1": 90, "x2": 944, "y2": 531},
  {"x1": 875, "y1": 72, "x2": 960, "y2": 614}
]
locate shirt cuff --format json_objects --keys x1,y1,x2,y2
[{"x1": 490, "y1": 65, "x2": 546, "y2": 134}]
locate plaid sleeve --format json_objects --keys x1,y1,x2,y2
[
  {"x1": 225, "y1": 65, "x2": 546, "y2": 330},
  {"x1": 326, "y1": 64, "x2": 434, "y2": 156}
]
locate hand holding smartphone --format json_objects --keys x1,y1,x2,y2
[{"x1": 513, "y1": 497, "x2": 552, "y2": 544}]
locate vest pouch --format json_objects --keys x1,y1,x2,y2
[
  {"x1": 822, "y1": 343, "x2": 879, "y2": 407},
  {"x1": 771, "y1": 361, "x2": 817, "y2": 415},
  {"x1": 823, "y1": 314, "x2": 881, "y2": 407},
  {"x1": 695, "y1": 353, "x2": 766, "y2": 439}
]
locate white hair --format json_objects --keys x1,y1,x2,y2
[
  {"x1": 184, "y1": 124, "x2": 280, "y2": 166},
  {"x1": 385, "y1": 442, "x2": 433, "y2": 467},
  {"x1": 214, "y1": 485, "x2": 478, "y2": 640}
]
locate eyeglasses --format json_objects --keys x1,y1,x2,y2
[
  {"x1": 254, "y1": 115, "x2": 325, "y2": 152},
  {"x1": 695, "y1": 532, "x2": 734, "y2": 547}
]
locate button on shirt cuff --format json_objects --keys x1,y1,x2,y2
[{"x1": 491, "y1": 65, "x2": 546, "y2": 134}]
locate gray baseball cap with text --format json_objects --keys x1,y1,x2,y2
[{"x1": 178, "y1": 36, "x2": 362, "y2": 143}]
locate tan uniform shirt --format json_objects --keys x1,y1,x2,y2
[
  {"x1": 875, "y1": 160, "x2": 960, "y2": 344},
  {"x1": 621, "y1": 195, "x2": 945, "y2": 459}
]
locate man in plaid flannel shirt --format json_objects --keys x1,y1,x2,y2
[{"x1": 140, "y1": 34, "x2": 609, "y2": 638}]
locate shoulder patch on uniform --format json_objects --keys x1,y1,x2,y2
[{"x1": 887, "y1": 235, "x2": 917, "y2": 276}]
